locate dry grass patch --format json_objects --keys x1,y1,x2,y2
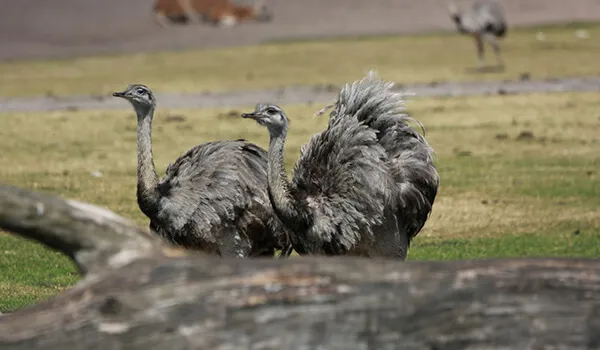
[{"x1": 425, "y1": 192, "x2": 598, "y2": 240}]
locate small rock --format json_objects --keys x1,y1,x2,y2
[
  {"x1": 324, "y1": 83, "x2": 338, "y2": 92},
  {"x1": 90, "y1": 171, "x2": 103, "y2": 178},
  {"x1": 519, "y1": 72, "x2": 531, "y2": 81},
  {"x1": 176, "y1": 124, "x2": 192, "y2": 130},
  {"x1": 575, "y1": 29, "x2": 590, "y2": 39},
  {"x1": 536, "y1": 32, "x2": 546, "y2": 41},
  {"x1": 165, "y1": 115, "x2": 186, "y2": 123},
  {"x1": 218, "y1": 110, "x2": 241, "y2": 119},
  {"x1": 314, "y1": 84, "x2": 338, "y2": 93},
  {"x1": 453, "y1": 148, "x2": 472, "y2": 157},
  {"x1": 516, "y1": 130, "x2": 535, "y2": 141}
]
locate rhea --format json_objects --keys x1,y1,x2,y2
[
  {"x1": 449, "y1": 0, "x2": 508, "y2": 69},
  {"x1": 241, "y1": 72, "x2": 439, "y2": 259},
  {"x1": 113, "y1": 84, "x2": 291, "y2": 258}
]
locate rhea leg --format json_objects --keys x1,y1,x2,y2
[
  {"x1": 278, "y1": 244, "x2": 294, "y2": 259},
  {"x1": 483, "y1": 33, "x2": 504, "y2": 68},
  {"x1": 473, "y1": 33, "x2": 485, "y2": 69},
  {"x1": 370, "y1": 213, "x2": 408, "y2": 260}
]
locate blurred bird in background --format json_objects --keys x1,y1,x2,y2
[{"x1": 448, "y1": 0, "x2": 508, "y2": 70}]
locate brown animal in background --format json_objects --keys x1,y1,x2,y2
[{"x1": 153, "y1": 0, "x2": 273, "y2": 28}]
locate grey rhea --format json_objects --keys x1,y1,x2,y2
[
  {"x1": 448, "y1": 0, "x2": 507, "y2": 68},
  {"x1": 241, "y1": 72, "x2": 439, "y2": 259},
  {"x1": 113, "y1": 84, "x2": 291, "y2": 258}
]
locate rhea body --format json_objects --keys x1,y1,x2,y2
[
  {"x1": 113, "y1": 84, "x2": 290, "y2": 258},
  {"x1": 241, "y1": 73, "x2": 439, "y2": 259},
  {"x1": 449, "y1": 0, "x2": 507, "y2": 69}
]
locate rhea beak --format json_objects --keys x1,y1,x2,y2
[
  {"x1": 112, "y1": 91, "x2": 126, "y2": 98},
  {"x1": 241, "y1": 112, "x2": 262, "y2": 120}
]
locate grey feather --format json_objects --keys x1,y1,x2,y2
[
  {"x1": 113, "y1": 84, "x2": 291, "y2": 258},
  {"x1": 322, "y1": 71, "x2": 439, "y2": 245},
  {"x1": 450, "y1": 0, "x2": 506, "y2": 36},
  {"x1": 242, "y1": 72, "x2": 439, "y2": 259}
]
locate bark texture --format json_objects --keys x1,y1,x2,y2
[{"x1": 0, "y1": 184, "x2": 599, "y2": 349}]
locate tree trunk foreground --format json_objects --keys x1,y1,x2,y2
[{"x1": 0, "y1": 184, "x2": 599, "y2": 349}]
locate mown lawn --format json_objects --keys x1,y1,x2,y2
[{"x1": 1, "y1": 91, "x2": 599, "y2": 312}]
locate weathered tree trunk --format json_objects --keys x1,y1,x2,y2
[{"x1": 0, "y1": 184, "x2": 599, "y2": 349}]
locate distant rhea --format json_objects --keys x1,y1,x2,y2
[
  {"x1": 113, "y1": 84, "x2": 291, "y2": 258},
  {"x1": 241, "y1": 72, "x2": 439, "y2": 259},
  {"x1": 448, "y1": 0, "x2": 507, "y2": 69}
]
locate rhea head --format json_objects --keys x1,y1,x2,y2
[
  {"x1": 112, "y1": 84, "x2": 156, "y2": 113},
  {"x1": 241, "y1": 103, "x2": 289, "y2": 133}
]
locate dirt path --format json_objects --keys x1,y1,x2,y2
[
  {"x1": 1, "y1": 76, "x2": 599, "y2": 113},
  {"x1": 2, "y1": 0, "x2": 600, "y2": 61}
]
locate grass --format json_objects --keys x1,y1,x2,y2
[
  {"x1": 1, "y1": 91, "x2": 599, "y2": 312},
  {"x1": 1, "y1": 22, "x2": 600, "y2": 97},
  {"x1": 0, "y1": 237, "x2": 78, "y2": 312}
]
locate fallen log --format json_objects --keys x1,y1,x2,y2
[{"x1": 0, "y1": 184, "x2": 599, "y2": 349}]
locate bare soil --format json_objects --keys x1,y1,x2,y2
[{"x1": 2, "y1": 0, "x2": 600, "y2": 61}]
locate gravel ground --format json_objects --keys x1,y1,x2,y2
[{"x1": 1, "y1": 76, "x2": 599, "y2": 113}]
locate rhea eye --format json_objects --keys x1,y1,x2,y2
[
  {"x1": 136, "y1": 89, "x2": 145, "y2": 95},
  {"x1": 266, "y1": 108, "x2": 277, "y2": 115}
]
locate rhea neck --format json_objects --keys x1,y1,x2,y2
[
  {"x1": 134, "y1": 102, "x2": 161, "y2": 219},
  {"x1": 266, "y1": 122, "x2": 312, "y2": 230},
  {"x1": 450, "y1": 13, "x2": 466, "y2": 32}
]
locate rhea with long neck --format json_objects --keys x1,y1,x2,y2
[
  {"x1": 242, "y1": 105, "x2": 312, "y2": 233},
  {"x1": 113, "y1": 85, "x2": 161, "y2": 220}
]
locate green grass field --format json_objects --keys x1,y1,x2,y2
[
  {"x1": 1, "y1": 23, "x2": 599, "y2": 312},
  {"x1": 2, "y1": 92, "x2": 599, "y2": 312},
  {"x1": 0, "y1": 22, "x2": 599, "y2": 97}
]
